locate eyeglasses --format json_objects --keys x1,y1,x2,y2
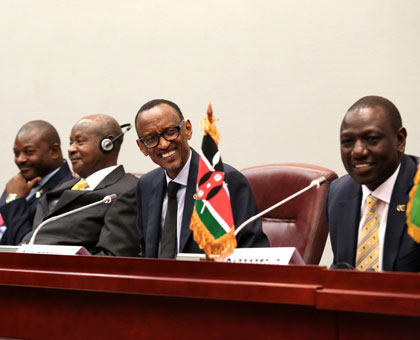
[{"x1": 139, "y1": 120, "x2": 185, "y2": 149}]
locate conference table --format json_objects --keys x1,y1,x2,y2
[{"x1": 0, "y1": 252, "x2": 418, "y2": 339}]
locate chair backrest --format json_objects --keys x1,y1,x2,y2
[{"x1": 241, "y1": 163, "x2": 338, "y2": 264}]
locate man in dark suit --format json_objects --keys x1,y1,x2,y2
[
  {"x1": 22, "y1": 114, "x2": 139, "y2": 257},
  {"x1": 327, "y1": 95, "x2": 420, "y2": 272},
  {"x1": 135, "y1": 99, "x2": 269, "y2": 258},
  {"x1": 0, "y1": 120, "x2": 73, "y2": 245}
]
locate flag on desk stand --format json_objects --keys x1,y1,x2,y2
[
  {"x1": 407, "y1": 162, "x2": 420, "y2": 243},
  {"x1": 189, "y1": 104, "x2": 237, "y2": 259}
]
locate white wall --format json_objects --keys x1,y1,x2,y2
[{"x1": 1, "y1": 1, "x2": 419, "y2": 265}]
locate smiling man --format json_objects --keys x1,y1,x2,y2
[
  {"x1": 327, "y1": 96, "x2": 420, "y2": 272},
  {"x1": 135, "y1": 99, "x2": 269, "y2": 258},
  {"x1": 0, "y1": 120, "x2": 73, "y2": 245},
  {"x1": 21, "y1": 114, "x2": 139, "y2": 256}
]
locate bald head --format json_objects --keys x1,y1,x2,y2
[
  {"x1": 75, "y1": 114, "x2": 123, "y2": 153},
  {"x1": 69, "y1": 114, "x2": 123, "y2": 178},
  {"x1": 77, "y1": 114, "x2": 121, "y2": 136}
]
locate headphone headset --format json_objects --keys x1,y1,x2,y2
[{"x1": 100, "y1": 123, "x2": 132, "y2": 153}]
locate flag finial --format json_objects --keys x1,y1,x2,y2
[
  {"x1": 207, "y1": 104, "x2": 213, "y2": 124},
  {"x1": 200, "y1": 103, "x2": 220, "y2": 144}
]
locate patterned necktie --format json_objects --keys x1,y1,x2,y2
[
  {"x1": 159, "y1": 181, "x2": 181, "y2": 258},
  {"x1": 71, "y1": 179, "x2": 89, "y2": 191},
  {"x1": 356, "y1": 195, "x2": 380, "y2": 271}
]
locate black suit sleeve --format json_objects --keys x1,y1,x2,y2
[
  {"x1": 225, "y1": 166, "x2": 270, "y2": 248},
  {"x1": 136, "y1": 179, "x2": 146, "y2": 257},
  {"x1": 326, "y1": 184, "x2": 338, "y2": 268},
  {"x1": 0, "y1": 198, "x2": 35, "y2": 245}
]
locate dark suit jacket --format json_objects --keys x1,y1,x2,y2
[
  {"x1": 136, "y1": 148, "x2": 269, "y2": 258},
  {"x1": 22, "y1": 165, "x2": 139, "y2": 257},
  {"x1": 327, "y1": 154, "x2": 420, "y2": 272},
  {"x1": 0, "y1": 162, "x2": 74, "y2": 245}
]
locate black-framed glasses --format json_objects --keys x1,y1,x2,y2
[{"x1": 139, "y1": 120, "x2": 185, "y2": 149}]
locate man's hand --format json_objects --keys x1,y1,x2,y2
[{"x1": 5, "y1": 173, "x2": 42, "y2": 197}]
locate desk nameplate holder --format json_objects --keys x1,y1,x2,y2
[
  {"x1": 177, "y1": 247, "x2": 304, "y2": 265},
  {"x1": 17, "y1": 244, "x2": 91, "y2": 255},
  {"x1": 0, "y1": 244, "x2": 91, "y2": 255}
]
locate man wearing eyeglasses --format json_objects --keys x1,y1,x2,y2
[{"x1": 135, "y1": 99, "x2": 269, "y2": 258}]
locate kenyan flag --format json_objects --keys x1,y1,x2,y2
[
  {"x1": 190, "y1": 105, "x2": 237, "y2": 259},
  {"x1": 407, "y1": 161, "x2": 420, "y2": 243}
]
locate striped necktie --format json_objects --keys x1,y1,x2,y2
[
  {"x1": 71, "y1": 179, "x2": 89, "y2": 191},
  {"x1": 355, "y1": 195, "x2": 380, "y2": 271}
]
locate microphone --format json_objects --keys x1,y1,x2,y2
[
  {"x1": 27, "y1": 194, "x2": 117, "y2": 245},
  {"x1": 234, "y1": 176, "x2": 327, "y2": 236}
]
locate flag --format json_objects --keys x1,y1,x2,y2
[
  {"x1": 189, "y1": 104, "x2": 237, "y2": 259},
  {"x1": 407, "y1": 162, "x2": 420, "y2": 243}
]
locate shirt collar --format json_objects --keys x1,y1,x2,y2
[
  {"x1": 85, "y1": 165, "x2": 118, "y2": 190},
  {"x1": 37, "y1": 166, "x2": 61, "y2": 187},
  {"x1": 27, "y1": 164, "x2": 63, "y2": 200},
  {"x1": 165, "y1": 149, "x2": 192, "y2": 187},
  {"x1": 361, "y1": 163, "x2": 401, "y2": 204}
]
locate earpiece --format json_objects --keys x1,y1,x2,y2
[{"x1": 100, "y1": 123, "x2": 132, "y2": 153}]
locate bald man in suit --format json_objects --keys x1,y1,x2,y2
[{"x1": 22, "y1": 114, "x2": 139, "y2": 256}]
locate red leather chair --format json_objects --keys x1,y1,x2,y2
[{"x1": 241, "y1": 164, "x2": 338, "y2": 264}]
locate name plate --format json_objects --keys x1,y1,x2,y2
[
  {"x1": 17, "y1": 244, "x2": 91, "y2": 256},
  {"x1": 177, "y1": 247, "x2": 304, "y2": 265},
  {"x1": 0, "y1": 245, "x2": 19, "y2": 253},
  {"x1": 222, "y1": 247, "x2": 304, "y2": 265}
]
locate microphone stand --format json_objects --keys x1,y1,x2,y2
[
  {"x1": 234, "y1": 176, "x2": 327, "y2": 236},
  {"x1": 28, "y1": 194, "x2": 116, "y2": 245}
]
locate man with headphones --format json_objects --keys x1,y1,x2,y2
[{"x1": 22, "y1": 114, "x2": 139, "y2": 257}]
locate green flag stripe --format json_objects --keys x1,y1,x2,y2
[
  {"x1": 410, "y1": 185, "x2": 420, "y2": 227},
  {"x1": 195, "y1": 200, "x2": 227, "y2": 239}
]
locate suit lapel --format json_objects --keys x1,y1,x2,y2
[
  {"x1": 44, "y1": 179, "x2": 81, "y2": 216},
  {"x1": 47, "y1": 165, "x2": 125, "y2": 217},
  {"x1": 29, "y1": 162, "x2": 73, "y2": 206},
  {"x1": 336, "y1": 184, "x2": 362, "y2": 267},
  {"x1": 383, "y1": 155, "x2": 416, "y2": 270},
  {"x1": 43, "y1": 162, "x2": 73, "y2": 191},
  {"x1": 146, "y1": 170, "x2": 166, "y2": 257},
  {"x1": 179, "y1": 149, "x2": 199, "y2": 252},
  {"x1": 94, "y1": 165, "x2": 125, "y2": 190}
]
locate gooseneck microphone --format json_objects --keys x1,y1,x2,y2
[
  {"x1": 27, "y1": 194, "x2": 117, "y2": 245},
  {"x1": 234, "y1": 176, "x2": 327, "y2": 236}
]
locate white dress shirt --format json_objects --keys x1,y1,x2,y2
[{"x1": 84, "y1": 165, "x2": 118, "y2": 190}]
